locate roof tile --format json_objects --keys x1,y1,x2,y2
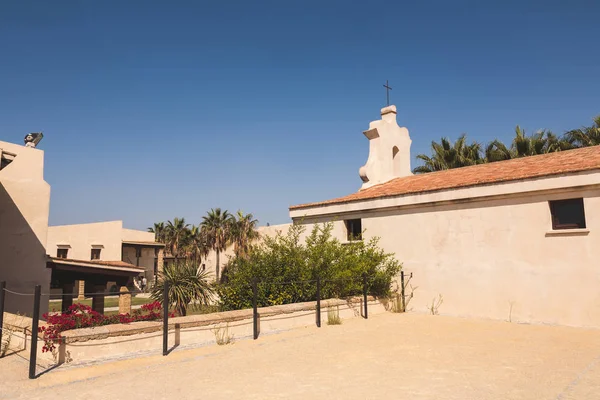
[
  {"x1": 49, "y1": 257, "x2": 143, "y2": 270},
  {"x1": 290, "y1": 146, "x2": 600, "y2": 210}
]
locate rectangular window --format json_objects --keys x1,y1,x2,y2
[
  {"x1": 56, "y1": 248, "x2": 69, "y2": 259},
  {"x1": 136, "y1": 248, "x2": 142, "y2": 258},
  {"x1": 91, "y1": 248, "x2": 101, "y2": 260},
  {"x1": 345, "y1": 219, "x2": 362, "y2": 241},
  {"x1": 549, "y1": 198, "x2": 586, "y2": 230}
]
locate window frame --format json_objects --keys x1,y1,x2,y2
[
  {"x1": 91, "y1": 248, "x2": 102, "y2": 260},
  {"x1": 344, "y1": 219, "x2": 363, "y2": 241},
  {"x1": 549, "y1": 198, "x2": 586, "y2": 230},
  {"x1": 56, "y1": 248, "x2": 69, "y2": 259}
]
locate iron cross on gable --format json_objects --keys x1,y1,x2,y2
[{"x1": 383, "y1": 80, "x2": 392, "y2": 106}]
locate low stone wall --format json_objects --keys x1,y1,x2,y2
[{"x1": 4, "y1": 296, "x2": 396, "y2": 367}]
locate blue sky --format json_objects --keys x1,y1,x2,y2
[{"x1": 1, "y1": 1, "x2": 598, "y2": 230}]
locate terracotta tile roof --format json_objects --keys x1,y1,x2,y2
[
  {"x1": 290, "y1": 146, "x2": 600, "y2": 210},
  {"x1": 48, "y1": 257, "x2": 144, "y2": 272},
  {"x1": 122, "y1": 240, "x2": 165, "y2": 247}
]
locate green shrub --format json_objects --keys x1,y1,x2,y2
[{"x1": 217, "y1": 223, "x2": 401, "y2": 310}]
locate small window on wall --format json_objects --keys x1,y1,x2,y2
[
  {"x1": 345, "y1": 219, "x2": 362, "y2": 241},
  {"x1": 136, "y1": 248, "x2": 142, "y2": 258},
  {"x1": 549, "y1": 198, "x2": 586, "y2": 230},
  {"x1": 91, "y1": 248, "x2": 101, "y2": 260},
  {"x1": 56, "y1": 248, "x2": 69, "y2": 259}
]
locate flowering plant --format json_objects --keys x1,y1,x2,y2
[{"x1": 39, "y1": 301, "x2": 175, "y2": 353}]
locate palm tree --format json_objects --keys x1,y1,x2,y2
[
  {"x1": 165, "y1": 217, "x2": 190, "y2": 258},
  {"x1": 151, "y1": 261, "x2": 214, "y2": 316},
  {"x1": 512, "y1": 126, "x2": 549, "y2": 157},
  {"x1": 201, "y1": 208, "x2": 233, "y2": 282},
  {"x1": 413, "y1": 134, "x2": 484, "y2": 173},
  {"x1": 484, "y1": 139, "x2": 512, "y2": 162},
  {"x1": 148, "y1": 222, "x2": 167, "y2": 243},
  {"x1": 545, "y1": 131, "x2": 574, "y2": 152},
  {"x1": 231, "y1": 210, "x2": 260, "y2": 258},
  {"x1": 565, "y1": 116, "x2": 600, "y2": 148},
  {"x1": 486, "y1": 126, "x2": 572, "y2": 163},
  {"x1": 184, "y1": 225, "x2": 210, "y2": 264}
]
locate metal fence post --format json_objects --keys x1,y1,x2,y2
[
  {"x1": 400, "y1": 271, "x2": 406, "y2": 312},
  {"x1": 29, "y1": 285, "x2": 41, "y2": 379},
  {"x1": 162, "y1": 280, "x2": 169, "y2": 356},
  {"x1": 252, "y1": 278, "x2": 258, "y2": 340},
  {"x1": 0, "y1": 282, "x2": 5, "y2": 349},
  {"x1": 362, "y1": 275, "x2": 368, "y2": 319},
  {"x1": 316, "y1": 277, "x2": 321, "y2": 328}
]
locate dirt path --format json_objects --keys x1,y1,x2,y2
[{"x1": 2, "y1": 313, "x2": 599, "y2": 399}]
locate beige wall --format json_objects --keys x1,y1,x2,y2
[
  {"x1": 47, "y1": 221, "x2": 159, "y2": 284},
  {"x1": 291, "y1": 175, "x2": 600, "y2": 328},
  {"x1": 47, "y1": 221, "x2": 123, "y2": 261},
  {"x1": 122, "y1": 246, "x2": 156, "y2": 281},
  {"x1": 122, "y1": 228, "x2": 155, "y2": 243},
  {"x1": 0, "y1": 141, "x2": 51, "y2": 315}
]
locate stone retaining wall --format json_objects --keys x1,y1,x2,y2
[{"x1": 3, "y1": 296, "x2": 398, "y2": 368}]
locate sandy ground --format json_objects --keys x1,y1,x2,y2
[{"x1": 1, "y1": 313, "x2": 600, "y2": 400}]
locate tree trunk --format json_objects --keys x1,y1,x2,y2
[
  {"x1": 216, "y1": 250, "x2": 220, "y2": 283},
  {"x1": 178, "y1": 303, "x2": 187, "y2": 317}
]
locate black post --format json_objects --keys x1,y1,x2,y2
[
  {"x1": 316, "y1": 277, "x2": 321, "y2": 328},
  {"x1": 362, "y1": 275, "x2": 368, "y2": 319},
  {"x1": 162, "y1": 280, "x2": 169, "y2": 356},
  {"x1": 400, "y1": 270, "x2": 406, "y2": 312},
  {"x1": 29, "y1": 285, "x2": 41, "y2": 379},
  {"x1": 252, "y1": 278, "x2": 258, "y2": 340},
  {"x1": 0, "y1": 282, "x2": 5, "y2": 350}
]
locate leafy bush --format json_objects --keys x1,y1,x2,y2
[
  {"x1": 39, "y1": 302, "x2": 173, "y2": 353},
  {"x1": 217, "y1": 223, "x2": 401, "y2": 310}
]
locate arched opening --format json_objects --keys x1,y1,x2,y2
[{"x1": 392, "y1": 146, "x2": 401, "y2": 176}]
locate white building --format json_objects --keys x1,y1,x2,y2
[{"x1": 289, "y1": 105, "x2": 600, "y2": 328}]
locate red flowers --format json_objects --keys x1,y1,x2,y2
[{"x1": 39, "y1": 301, "x2": 173, "y2": 353}]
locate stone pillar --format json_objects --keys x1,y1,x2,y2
[
  {"x1": 157, "y1": 248, "x2": 164, "y2": 274},
  {"x1": 91, "y1": 285, "x2": 106, "y2": 314},
  {"x1": 61, "y1": 283, "x2": 74, "y2": 313},
  {"x1": 118, "y1": 286, "x2": 132, "y2": 315},
  {"x1": 77, "y1": 280, "x2": 85, "y2": 300}
]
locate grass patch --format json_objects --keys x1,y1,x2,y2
[
  {"x1": 212, "y1": 323, "x2": 234, "y2": 345},
  {"x1": 327, "y1": 306, "x2": 342, "y2": 325},
  {"x1": 49, "y1": 296, "x2": 154, "y2": 312},
  {"x1": 429, "y1": 294, "x2": 443, "y2": 315}
]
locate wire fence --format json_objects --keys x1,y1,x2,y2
[{"x1": 0, "y1": 271, "x2": 412, "y2": 380}]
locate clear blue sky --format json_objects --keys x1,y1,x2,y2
[{"x1": 1, "y1": 1, "x2": 598, "y2": 230}]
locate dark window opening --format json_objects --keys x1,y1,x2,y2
[
  {"x1": 0, "y1": 156, "x2": 13, "y2": 171},
  {"x1": 91, "y1": 248, "x2": 101, "y2": 260},
  {"x1": 56, "y1": 248, "x2": 68, "y2": 259},
  {"x1": 550, "y1": 198, "x2": 586, "y2": 230},
  {"x1": 345, "y1": 219, "x2": 362, "y2": 241},
  {"x1": 136, "y1": 248, "x2": 142, "y2": 258}
]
